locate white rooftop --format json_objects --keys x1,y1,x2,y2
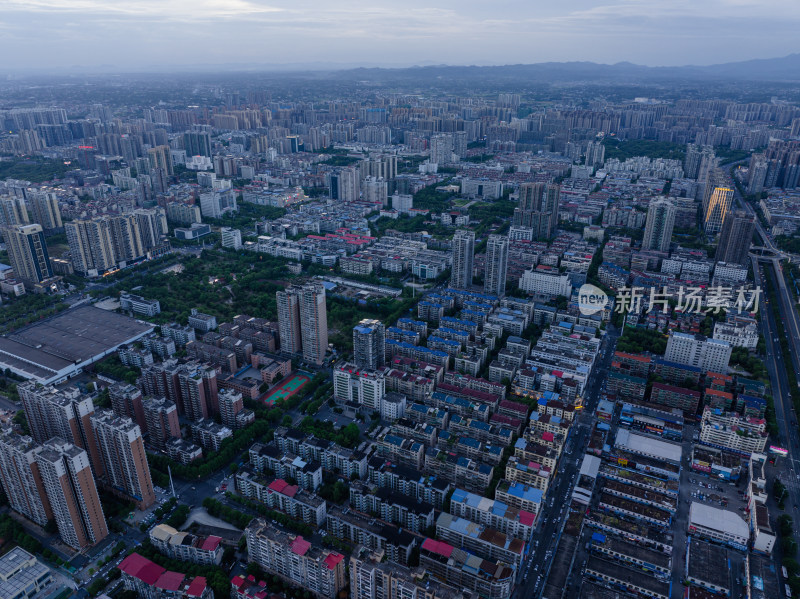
[
  {"x1": 579, "y1": 454, "x2": 602, "y2": 478},
  {"x1": 689, "y1": 501, "x2": 749, "y2": 540},
  {"x1": 614, "y1": 428, "x2": 683, "y2": 464}
]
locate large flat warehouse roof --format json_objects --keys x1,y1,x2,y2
[{"x1": 0, "y1": 305, "x2": 152, "y2": 384}]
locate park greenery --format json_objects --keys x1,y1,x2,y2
[
  {"x1": 462, "y1": 153, "x2": 496, "y2": 163},
  {"x1": 318, "y1": 155, "x2": 361, "y2": 167},
  {"x1": 217, "y1": 494, "x2": 314, "y2": 537},
  {"x1": 205, "y1": 203, "x2": 287, "y2": 229},
  {"x1": 148, "y1": 419, "x2": 272, "y2": 481},
  {"x1": 326, "y1": 266, "x2": 404, "y2": 289},
  {"x1": 298, "y1": 418, "x2": 360, "y2": 448},
  {"x1": 326, "y1": 290, "x2": 418, "y2": 353},
  {"x1": 102, "y1": 246, "x2": 417, "y2": 356},
  {"x1": 202, "y1": 496, "x2": 255, "y2": 530},
  {"x1": 0, "y1": 157, "x2": 74, "y2": 182},
  {"x1": 714, "y1": 146, "x2": 752, "y2": 165},
  {"x1": 0, "y1": 293, "x2": 68, "y2": 333},
  {"x1": 93, "y1": 354, "x2": 139, "y2": 385},
  {"x1": 729, "y1": 346, "x2": 767, "y2": 380},
  {"x1": 615, "y1": 326, "x2": 668, "y2": 355},
  {"x1": 397, "y1": 155, "x2": 428, "y2": 174},
  {"x1": 412, "y1": 181, "x2": 454, "y2": 213},
  {"x1": 101, "y1": 249, "x2": 291, "y2": 324},
  {"x1": 558, "y1": 220, "x2": 587, "y2": 234},
  {"x1": 776, "y1": 235, "x2": 800, "y2": 255},
  {"x1": 601, "y1": 139, "x2": 686, "y2": 162},
  {"x1": 468, "y1": 199, "x2": 516, "y2": 223},
  {"x1": 0, "y1": 514, "x2": 65, "y2": 566},
  {"x1": 372, "y1": 213, "x2": 452, "y2": 238}
]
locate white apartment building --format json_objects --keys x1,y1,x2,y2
[
  {"x1": 391, "y1": 194, "x2": 413, "y2": 214},
  {"x1": 699, "y1": 407, "x2": 768, "y2": 454},
  {"x1": 713, "y1": 261, "x2": 748, "y2": 284},
  {"x1": 519, "y1": 266, "x2": 572, "y2": 298},
  {"x1": 246, "y1": 519, "x2": 346, "y2": 599},
  {"x1": 664, "y1": 332, "x2": 732, "y2": 373},
  {"x1": 333, "y1": 364, "x2": 385, "y2": 412},
  {"x1": 220, "y1": 227, "x2": 242, "y2": 250},
  {"x1": 712, "y1": 321, "x2": 758, "y2": 349}
]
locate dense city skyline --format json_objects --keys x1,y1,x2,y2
[{"x1": 0, "y1": 17, "x2": 799, "y2": 597}]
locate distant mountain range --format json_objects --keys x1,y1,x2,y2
[
  {"x1": 323, "y1": 54, "x2": 800, "y2": 83},
  {"x1": 7, "y1": 54, "x2": 800, "y2": 81}
]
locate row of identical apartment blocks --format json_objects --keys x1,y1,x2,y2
[
  {"x1": 237, "y1": 382, "x2": 557, "y2": 599},
  {"x1": 224, "y1": 224, "x2": 607, "y2": 599},
  {"x1": 238, "y1": 292, "x2": 600, "y2": 599},
  {"x1": 245, "y1": 519, "x2": 346, "y2": 599},
  {"x1": 244, "y1": 514, "x2": 516, "y2": 599}
]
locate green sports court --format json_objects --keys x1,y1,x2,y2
[{"x1": 261, "y1": 372, "x2": 311, "y2": 405}]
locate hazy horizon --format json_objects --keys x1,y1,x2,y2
[{"x1": 1, "y1": 0, "x2": 799, "y2": 72}]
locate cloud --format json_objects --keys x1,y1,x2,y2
[
  {"x1": 2, "y1": 0, "x2": 284, "y2": 20},
  {"x1": 0, "y1": 0, "x2": 798, "y2": 69}
]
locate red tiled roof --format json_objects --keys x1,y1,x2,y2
[
  {"x1": 290, "y1": 536, "x2": 311, "y2": 556},
  {"x1": 119, "y1": 553, "x2": 165, "y2": 585},
  {"x1": 422, "y1": 538, "x2": 453, "y2": 558},
  {"x1": 323, "y1": 552, "x2": 344, "y2": 570},
  {"x1": 490, "y1": 413, "x2": 520, "y2": 427},
  {"x1": 499, "y1": 400, "x2": 528, "y2": 414},
  {"x1": 652, "y1": 382, "x2": 701, "y2": 397},
  {"x1": 706, "y1": 371, "x2": 732, "y2": 381},
  {"x1": 156, "y1": 571, "x2": 185, "y2": 591},
  {"x1": 201, "y1": 536, "x2": 222, "y2": 551},
  {"x1": 268, "y1": 479, "x2": 288, "y2": 493},
  {"x1": 186, "y1": 577, "x2": 209, "y2": 597},
  {"x1": 519, "y1": 510, "x2": 536, "y2": 526},
  {"x1": 614, "y1": 351, "x2": 651, "y2": 363}
]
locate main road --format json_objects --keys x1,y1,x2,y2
[
  {"x1": 751, "y1": 256, "x2": 800, "y2": 535},
  {"x1": 737, "y1": 166, "x2": 800, "y2": 582}
]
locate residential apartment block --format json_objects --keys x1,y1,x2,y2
[{"x1": 245, "y1": 519, "x2": 345, "y2": 599}]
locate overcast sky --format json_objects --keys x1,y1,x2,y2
[{"x1": 1, "y1": 0, "x2": 798, "y2": 71}]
